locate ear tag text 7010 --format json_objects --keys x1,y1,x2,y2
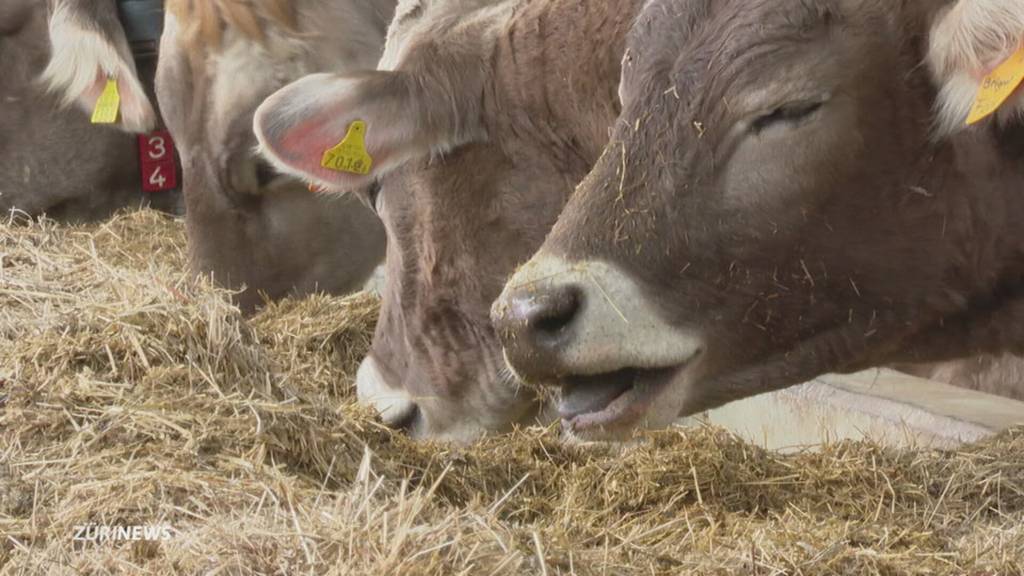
[{"x1": 321, "y1": 120, "x2": 373, "y2": 175}]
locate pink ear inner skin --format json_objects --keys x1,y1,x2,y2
[
  {"x1": 81, "y1": 70, "x2": 108, "y2": 109},
  {"x1": 275, "y1": 111, "x2": 390, "y2": 187}
]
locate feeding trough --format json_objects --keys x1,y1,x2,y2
[{"x1": 691, "y1": 369, "x2": 1024, "y2": 450}]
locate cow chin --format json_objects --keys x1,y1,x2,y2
[{"x1": 355, "y1": 354, "x2": 548, "y2": 444}]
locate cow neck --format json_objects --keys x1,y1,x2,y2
[
  {"x1": 956, "y1": 122, "x2": 1024, "y2": 292},
  {"x1": 890, "y1": 123, "x2": 1024, "y2": 365}
]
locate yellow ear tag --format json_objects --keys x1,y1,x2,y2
[
  {"x1": 966, "y1": 46, "x2": 1024, "y2": 125},
  {"x1": 321, "y1": 120, "x2": 373, "y2": 175},
  {"x1": 91, "y1": 78, "x2": 120, "y2": 124}
]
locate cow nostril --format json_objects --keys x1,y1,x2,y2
[
  {"x1": 493, "y1": 281, "x2": 585, "y2": 376},
  {"x1": 387, "y1": 403, "x2": 420, "y2": 434},
  {"x1": 526, "y1": 285, "x2": 582, "y2": 338}
]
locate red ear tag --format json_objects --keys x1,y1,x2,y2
[{"x1": 138, "y1": 131, "x2": 179, "y2": 192}]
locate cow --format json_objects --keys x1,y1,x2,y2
[
  {"x1": 492, "y1": 0, "x2": 1024, "y2": 442},
  {"x1": 1, "y1": 0, "x2": 146, "y2": 222},
  {"x1": 44, "y1": 0, "x2": 391, "y2": 311},
  {"x1": 257, "y1": 0, "x2": 1024, "y2": 443},
  {"x1": 255, "y1": 0, "x2": 644, "y2": 441}
]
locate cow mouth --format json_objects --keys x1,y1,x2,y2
[{"x1": 556, "y1": 365, "x2": 682, "y2": 432}]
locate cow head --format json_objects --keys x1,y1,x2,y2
[
  {"x1": 493, "y1": 0, "x2": 1003, "y2": 441},
  {"x1": 153, "y1": 0, "x2": 388, "y2": 311},
  {"x1": 256, "y1": 0, "x2": 633, "y2": 441},
  {"x1": 39, "y1": 0, "x2": 388, "y2": 309}
]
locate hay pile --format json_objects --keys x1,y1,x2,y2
[{"x1": 1, "y1": 210, "x2": 1022, "y2": 575}]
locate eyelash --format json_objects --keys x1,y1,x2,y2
[
  {"x1": 366, "y1": 180, "x2": 382, "y2": 212},
  {"x1": 255, "y1": 159, "x2": 279, "y2": 188},
  {"x1": 749, "y1": 101, "x2": 824, "y2": 134}
]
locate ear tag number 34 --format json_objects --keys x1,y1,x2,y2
[{"x1": 321, "y1": 120, "x2": 373, "y2": 175}]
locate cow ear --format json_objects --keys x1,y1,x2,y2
[
  {"x1": 928, "y1": 0, "x2": 1024, "y2": 137},
  {"x1": 255, "y1": 70, "x2": 487, "y2": 192},
  {"x1": 42, "y1": 0, "x2": 157, "y2": 133}
]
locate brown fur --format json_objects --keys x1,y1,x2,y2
[
  {"x1": 360, "y1": 0, "x2": 644, "y2": 438},
  {"x1": 250, "y1": 0, "x2": 647, "y2": 438},
  {"x1": 1, "y1": 2, "x2": 142, "y2": 221},
  {"x1": 500, "y1": 0, "x2": 1024, "y2": 421},
  {"x1": 166, "y1": 0, "x2": 296, "y2": 52},
  {"x1": 155, "y1": 0, "x2": 392, "y2": 311}
]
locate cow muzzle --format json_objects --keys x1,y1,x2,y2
[
  {"x1": 355, "y1": 356, "x2": 419, "y2": 432},
  {"x1": 492, "y1": 254, "x2": 704, "y2": 435}
]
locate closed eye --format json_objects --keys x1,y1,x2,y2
[
  {"x1": 255, "y1": 158, "x2": 281, "y2": 189},
  {"x1": 366, "y1": 180, "x2": 382, "y2": 212},
  {"x1": 750, "y1": 101, "x2": 824, "y2": 134}
]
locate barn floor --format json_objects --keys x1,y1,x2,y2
[{"x1": 1, "y1": 210, "x2": 1022, "y2": 575}]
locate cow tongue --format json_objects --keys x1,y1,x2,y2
[{"x1": 558, "y1": 370, "x2": 636, "y2": 419}]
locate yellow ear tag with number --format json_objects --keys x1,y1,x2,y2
[
  {"x1": 91, "y1": 78, "x2": 120, "y2": 124},
  {"x1": 321, "y1": 120, "x2": 373, "y2": 175},
  {"x1": 966, "y1": 46, "x2": 1024, "y2": 125}
]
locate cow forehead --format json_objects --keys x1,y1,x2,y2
[
  {"x1": 621, "y1": 0, "x2": 897, "y2": 122},
  {"x1": 207, "y1": 35, "x2": 305, "y2": 145},
  {"x1": 628, "y1": 0, "x2": 849, "y2": 76},
  {"x1": 393, "y1": 0, "x2": 424, "y2": 23},
  {"x1": 380, "y1": 0, "x2": 509, "y2": 71},
  {"x1": 163, "y1": 4, "x2": 366, "y2": 153},
  {"x1": 165, "y1": 0, "x2": 297, "y2": 52}
]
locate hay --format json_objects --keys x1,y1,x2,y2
[{"x1": 1, "y1": 209, "x2": 1022, "y2": 575}]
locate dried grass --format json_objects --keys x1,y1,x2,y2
[{"x1": 1, "y1": 210, "x2": 1022, "y2": 575}]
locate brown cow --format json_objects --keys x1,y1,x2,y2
[
  {"x1": 259, "y1": 0, "x2": 1024, "y2": 442},
  {"x1": 256, "y1": 0, "x2": 642, "y2": 441},
  {"x1": 1, "y1": 0, "x2": 144, "y2": 221},
  {"x1": 493, "y1": 0, "x2": 1024, "y2": 441},
  {"x1": 45, "y1": 0, "x2": 390, "y2": 311}
]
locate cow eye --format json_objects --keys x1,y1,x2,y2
[
  {"x1": 255, "y1": 158, "x2": 280, "y2": 189},
  {"x1": 750, "y1": 101, "x2": 823, "y2": 134},
  {"x1": 364, "y1": 180, "x2": 382, "y2": 213}
]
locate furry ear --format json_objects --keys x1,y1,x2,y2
[
  {"x1": 42, "y1": 0, "x2": 157, "y2": 133},
  {"x1": 255, "y1": 69, "x2": 486, "y2": 192},
  {"x1": 928, "y1": 0, "x2": 1024, "y2": 136}
]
